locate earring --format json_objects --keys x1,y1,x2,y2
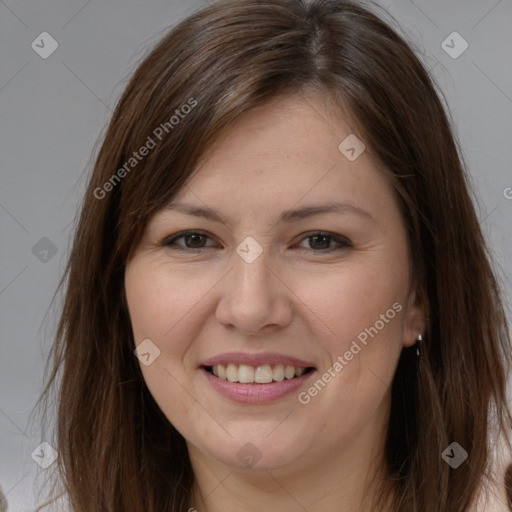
[{"x1": 416, "y1": 332, "x2": 423, "y2": 370}]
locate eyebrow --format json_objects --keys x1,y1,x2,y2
[{"x1": 165, "y1": 201, "x2": 376, "y2": 225}]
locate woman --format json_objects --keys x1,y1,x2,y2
[{"x1": 39, "y1": 0, "x2": 512, "y2": 510}]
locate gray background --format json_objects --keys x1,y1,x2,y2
[{"x1": 1, "y1": 0, "x2": 511, "y2": 510}]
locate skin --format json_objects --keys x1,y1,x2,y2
[{"x1": 124, "y1": 91, "x2": 425, "y2": 512}]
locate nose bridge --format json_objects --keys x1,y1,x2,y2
[
  {"x1": 215, "y1": 238, "x2": 292, "y2": 333},
  {"x1": 231, "y1": 240, "x2": 275, "y2": 307},
  {"x1": 232, "y1": 234, "x2": 273, "y2": 288}
]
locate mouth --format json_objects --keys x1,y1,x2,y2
[
  {"x1": 199, "y1": 354, "x2": 317, "y2": 403},
  {"x1": 203, "y1": 363, "x2": 316, "y2": 384},
  {"x1": 200, "y1": 352, "x2": 317, "y2": 403}
]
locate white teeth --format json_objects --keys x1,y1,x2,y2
[
  {"x1": 272, "y1": 364, "x2": 285, "y2": 381},
  {"x1": 238, "y1": 364, "x2": 255, "y2": 383},
  {"x1": 255, "y1": 365, "x2": 273, "y2": 384},
  {"x1": 284, "y1": 365, "x2": 295, "y2": 379},
  {"x1": 209, "y1": 363, "x2": 311, "y2": 383},
  {"x1": 226, "y1": 364, "x2": 238, "y2": 383}
]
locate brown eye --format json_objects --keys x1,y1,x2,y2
[
  {"x1": 309, "y1": 234, "x2": 332, "y2": 250},
  {"x1": 162, "y1": 231, "x2": 217, "y2": 250},
  {"x1": 182, "y1": 233, "x2": 207, "y2": 248},
  {"x1": 296, "y1": 232, "x2": 351, "y2": 252}
]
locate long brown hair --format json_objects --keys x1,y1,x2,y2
[{"x1": 39, "y1": 0, "x2": 512, "y2": 510}]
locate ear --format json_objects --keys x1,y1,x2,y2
[{"x1": 402, "y1": 287, "x2": 426, "y2": 348}]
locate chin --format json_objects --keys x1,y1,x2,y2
[{"x1": 189, "y1": 422, "x2": 318, "y2": 472}]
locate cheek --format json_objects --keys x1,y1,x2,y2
[
  {"x1": 292, "y1": 264, "x2": 406, "y2": 436},
  {"x1": 124, "y1": 259, "x2": 218, "y2": 352},
  {"x1": 124, "y1": 259, "x2": 214, "y2": 434},
  {"x1": 288, "y1": 246, "x2": 409, "y2": 392},
  {"x1": 295, "y1": 260, "x2": 407, "y2": 344}
]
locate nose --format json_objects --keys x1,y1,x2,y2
[{"x1": 215, "y1": 248, "x2": 293, "y2": 336}]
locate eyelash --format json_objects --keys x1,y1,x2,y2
[{"x1": 160, "y1": 230, "x2": 352, "y2": 253}]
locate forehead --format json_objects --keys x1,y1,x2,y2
[{"x1": 171, "y1": 93, "x2": 396, "y2": 224}]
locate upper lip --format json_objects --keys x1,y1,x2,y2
[{"x1": 201, "y1": 352, "x2": 316, "y2": 369}]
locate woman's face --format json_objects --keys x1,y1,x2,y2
[{"x1": 124, "y1": 92, "x2": 424, "y2": 475}]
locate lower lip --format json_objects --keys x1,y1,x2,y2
[{"x1": 200, "y1": 368, "x2": 316, "y2": 404}]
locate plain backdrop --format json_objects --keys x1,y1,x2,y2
[{"x1": 1, "y1": 0, "x2": 511, "y2": 510}]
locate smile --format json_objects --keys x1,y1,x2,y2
[
  {"x1": 205, "y1": 363, "x2": 314, "y2": 383},
  {"x1": 200, "y1": 352, "x2": 317, "y2": 403}
]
